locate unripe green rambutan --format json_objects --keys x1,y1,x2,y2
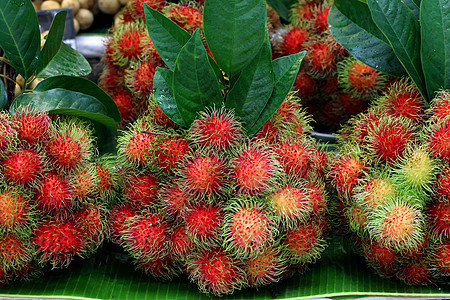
[
  {"x1": 0, "y1": 233, "x2": 34, "y2": 271},
  {"x1": 108, "y1": 204, "x2": 138, "y2": 244},
  {"x1": 34, "y1": 173, "x2": 74, "y2": 216},
  {"x1": 244, "y1": 246, "x2": 287, "y2": 287},
  {"x1": 222, "y1": 196, "x2": 277, "y2": 258},
  {"x1": 184, "y1": 202, "x2": 223, "y2": 246},
  {"x1": 135, "y1": 256, "x2": 181, "y2": 281},
  {"x1": 0, "y1": 188, "x2": 32, "y2": 233},
  {"x1": 121, "y1": 211, "x2": 171, "y2": 261},
  {"x1": 12, "y1": 108, "x2": 52, "y2": 144},
  {"x1": 123, "y1": 172, "x2": 159, "y2": 207},
  {"x1": 186, "y1": 248, "x2": 246, "y2": 296},
  {"x1": 282, "y1": 222, "x2": 325, "y2": 265},
  {"x1": 354, "y1": 175, "x2": 396, "y2": 209},
  {"x1": 32, "y1": 218, "x2": 87, "y2": 268},
  {"x1": 1, "y1": 147, "x2": 45, "y2": 185}
]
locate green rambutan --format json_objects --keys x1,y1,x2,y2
[
  {"x1": 222, "y1": 196, "x2": 276, "y2": 258},
  {"x1": 108, "y1": 204, "x2": 138, "y2": 244},
  {"x1": 0, "y1": 188, "x2": 31, "y2": 233},
  {"x1": 279, "y1": 26, "x2": 310, "y2": 55},
  {"x1": 189, "y1": 108, "x2": 243, "y2": 151},
  {"x1": 231, "y1": 140, "x2": 282, "y2": 195},
  {"x1": 32, "y1": 218, "x2": 87, "y2": 268},
  {"x1": 184, "y1": 202, "x2": 223, "y2": 246},
  {"x1": 123, "y1": 172, "x2": 159, "y2": 207},
  {"x1": 12, "y1": 108, "x2": 52, "y2": 144},
  {"x1": 0, "y1": 233, "x2": 34, "y2": 271},
  {"x1": 187, "y1": 248, "x2": 246, "y2": 296},
  {"x1": 34, "y1": 173, "x2": 74, "y2": 216},
  {"x1": 354, "y1": 175, "x2": 396, "y2": 209},
  {"x1": 163, "y1": 3, "x2": 203, "y2": 33},
  {"x1": 2, "y1": 147, "x2": 45, "y2": 185},
  {"x1": 244, "y1": 246, "x2": 287, "y2": 287},
  {"x1": 282, "y1": 222, "x2": 325, "y2": 264},
  {"x1": 427, "y1": 200, "x2": 450, "y2": 240}
]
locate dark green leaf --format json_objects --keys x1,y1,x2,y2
[
  {"x1": 266, "y1": 0, "x2": 296, "y2": 20},
  {"x1": 10, "y1": 88, "x2": 117, "y2": 132},
  {"x1": 37, "y1": 43, "x2": 91, "y2": 78},
  {"x1": 420, "y1": 0, "x2": 450, "y2": 99},
  {"x1": 203, "y1": 0, "x2": 267, "y2": 76},
  {"x1": 247, "y1": 51, "x2": 305, "y2": 136},
  {"x1": 34, "y1": 75, "x2": 121, "y2": 123},
  {"x1": 153, "y1": 67, "x2": 185, "y2": 127},
  {"x1": 0, "y1": 0, "x2": 40, "y2": 80},
  {"x1": 225, "y1": 35, "x2": 274, "y2": 129},
  {"x1": 173, "y1": 29, "x2": 223, "y2": 126},
  {"x1": 402, "y1": 0, "x2": 420, "y2": 19},
  {"x1": 0, "y1": 79, "x2": 7, "y2": 110},
  {"x1": 367, "y1": 0, "x2": 426, "y2": 98},
  {"x1": 328, "y1": 0, "x2": 406, "y2": 76},
  {"x1": 36, "y1": 10, "x2": 66, "y2": 77},
  {"x1": 144, "y1": 4, "x2": 191, "y2": 70}
]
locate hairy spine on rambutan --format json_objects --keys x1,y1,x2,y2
[
  {"x1": 170, "y1": 224, "x2": 194, "y2": 261},
  {"x1": 1, "y1": 147, "x2": 46, "y2": 185},
  {"x1": 124, "y1": 60, "x2": 157, "y2": 99},
  {"x1": 32, "y1": 218, "x2": 87, "y2": 268},
  {"x1": 123, "y1": 171, "x2": 159, "y2": 208},
  {"x1": 429, "y1": 242, "x2": 450, "y2": 277},
  {"x1": 434, "y1": 167, "x2": 450, "y2": 200},
  {"x1": 353, "y1": 172, "x2": 396, "y2": 209},
  {"x1": 426, "y1": 118, "x2": 450, "y2": 160},
  {"x1": 189, "y1": 107, "x2": 243, "y2": 152},
  {"x1": 396, "y1": 260, "x2": 432, "y2": 285},
  {"x1": 0, "y1": 233, "x2": 34, "y2": 271},
  {"x1": 244, "y1": 246, "x2": 287, "y2": 287},
  {"x1": 159, "y1": 180, "x2": 191, "y2": 219},
  {"x1": 108, "y1": 204, "x2": 138, "y2": 244},
  {"x1": 111, "y1": 89, "x2": 136, "y2": 125},
  {"x1": 278, "y1": 26, "x2": 310, "y2": 55},
  {"x1": 135, "y1": 255, "x2": 181, "y2": 281},
  {"x1": 346, "y1": 202, "x2": 369, "y2": 237},
  {"x1": 163, "y1": 3, "x2": 203, "y2": 32},
  {"x1": 428, "y1": 89, "x2": 450, "y2": 120},
  {"x1": 186, "y1": 247, "x2": 246, "y2": 297},
  {"x1": 152, "y1": 135, "x2": 189, "y2": 173},
  {"x1": 427, "y1": 200, "x2": 450, "y2": 241},
  {"x1": 282, "y1": 222, "x2": 325, "y2": 265},
  {"x1": 34, "y1": 173, "x2": 75, "y2": 216},
  {"x1": 274, "y1": 137, "x2": 314, "y2": 179},
  {"x1": 183, "y1": 202, "x2": 223, "y2": 246},
  {"x1": 70, "y1": 164, "x2": 99, "y2": 201},
  {"x1": 0, "y1": 112, "x2": 17, "y2": 151},
  {"x1": 222, "y1": 196, "x2": 277, "y2": 258},
  {"x1": 128, "y1": 0, "x2": 166, "y2": 20},
  {"x1": 362, "y1": 239, "x2": 399, "y2": 277},
  {"x1": 289, "y1": 1, "x2": 317, "y2": 24},
  {"x1": 72, "y1": 204, "x2": 106, "y2": 252},
  {"x1": 94, "y1": 157, "x2": 119, "y2": 200},
  {"x1": 12, "y1": 108, "x2": 52, "y2": 144},
  {"x1": 0, "y1": 188, "x2": 32, "y2": 233},
  {"x1": 304, "y1": 35, "x2": 338, "y2": 78}
]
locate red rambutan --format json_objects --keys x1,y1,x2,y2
[
  {"x1": 159, "y1": 181, "x2": 190, "y2": 218},
  {"x1": 12, "y1": 108, "x2": 52, "y2": 144},
  {"x1": 170, "y1": 224, "x2": 194, "y2": 260},
  {"x1": 274, "y1": 139, "x2": 312, "y2": 179},
  {"x1": 430, "y1": 243, "x2": 450, "y2": 275},
  {"x1": 427, "y1": 118, "x2": 450, "y2": 160},
  {"x1": 124, "y1": 172, "x2": 159, "y2": 207},
  {"x1": 0, "y1": 189, "x2": 30, "y2": 231},
  {"x1": 363, "y1": 240, "x2": 399, "y2": 277},
  {"x1": 282, "y1": 222, "x2": 325, "y2": 264},
  {"x1": 304, "y1": 37, "x2": 337, "y2": 77},
  {"x1": 0, "y1": 112, "x2": 17, "y2": 151},
  {"x1": 293, "y1": 70, "x2": 317, "y2": 100},
  {"x1": 70, "y1": 165, "x2": 98, "y2": 200},
  {"x1": 244, "y1": 246, "x2": 287, "y2": 287},
  {"x1": 428, "y1": 200, "x2": 450, "y2": 240},
  {"x1": 337, "y1": 93, "x2": 367, "y2": 116},
  {"x1": 153, "y1": 137, "x2": 189, "y2": 173},
  {"x1": 125, "y1": 60, "x2": 157, "y2": 99},
  {"x1": 2, "y1": 147, "x2": 45, "y2": 185},
  {"x1": 279, "y1": 27, "x2": 310, "y2": 55},
  {"x1": 135, "y1": 255, "x2": 181, "y2": 280},
  {"x1": 429, "y1": 90, "x2": 450, "y2": 120},
  {"x1": 72, "y1": 205, "x2": 105, "y2": 249},
  {"x1": 163, "y1": 3, "x2": 203, "y2": 32},
  {"x1": 147, "y1": 99, "x2": 177, "y2": 129},
  {"x1": 397, "y1": 260, "x2": 432, "y2": 285},
  {"x1": 108, "y1": 204, "x2": 138, "y2": 244},
  {"x1": 129, "y1": 0, "x2": 166, "y2": 20},
  {"x1": 0, "y1": 233, "x2": 33, "y2": 270},
  {"x1": 112, "y1": 89, "x2": 136, "y2": 124},
  {"x1": 328, "y1": 152, "x2": 366, "y2": 200},
  {"x1": 435, "y1": 168, "x2": 450, "y2": 200},
  {"x1": 34, "y1": 173, "x2": 74, "y2": 216},
  {"x1": 184, "y1": 203, "x2": 223, "y2": 245}
]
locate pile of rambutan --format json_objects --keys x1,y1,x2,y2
[
  {"x1": 268, "y1": 0, "x2": 391, "y2": 132},
  {"x1": 99, "y1": 0, "x2": 204, "y2": 126},
  {"x1": 108, "y1": 94, "x2": 329, "y2": 296},
  {"x1": 0, "y1": 108, "x2": 109, "y2": 286},
  {"x1": 327, "y1": 77, "x2": 450, "y2": 285}
]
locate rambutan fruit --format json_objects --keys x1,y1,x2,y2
[
  {"x1": 434, "y1": 167, "x2": 450, "y2": 200},
  {"x1": 184, "y1": 202, "x2": 223, "y2": 245},
  {"x1": 2, "y1": 147, "x2": 45, "y2": 185},
  {"x1": 70, "y1": 164, "x2": 98, "y2": 201},
  {"x1": 135, "y1": 255, "x2": 181, "y2": 281},
  {"x1": 290, "y1": 1, "x2": 317, "y2": 23},
  {"x1": 0, "y1": 233, "x2": 34, "y2": 271},
  {"x1": 94, "y1": 157, "x2": 119, "y2": 200},
  {"x1": 147, "y1": 97, "x2": 177, "y2": 129},
  {"x1": 0, "y1": 188, "x2": 31, "y2": 232},
  {"x1": 98, "y1": 61, "x2": 126, "y2": 94},
  {"x1": 108, "y1": 204, "x2": 138, "y2": 244},
  {"x1": 278, "y1": 26, "x2": 310, "y2": 55},
  {"x1": 244, "y1": 246, "x2": 287, "y2": 287},
  {"x1": 337, "y1": 93, "x2": 368, "y2": 116},
  {"x1": 362, "y1": 239, "x2": 399, "y2": 277},
  {"x1": 128, "y1": 0, "x2": 166, "y2": 20},
  {"x1": 267, "y1": 178, "x2": 313, "y2": 228},
  {"x1": 271, "y1": 95, "x2": 313, "y2": 136},
  {"x1": 32, "y1": 218, "x2": 87, "y2": 268},
  {"x1": 306, "y1": 180, "x2": 328, "y2": 216},
  {"x1": 222, "y1": 196, "x2": 276, "y2": 258},
  {"x1": 427, "y1": 200, "x2": 450, "y2": 240},
  {"x1": 426, "y1": 118, "x2": 450, "y2": 160},
  {"x1": 274, "y1": 138, "x2": 313, "y2": 179},
  {"x1": 153, "y1": 136, "x2": 189, "y2": 173},
  {"x1": 346, "y1": 202, "x2": 369, "y2": 237},
  {"x1": 45, "y1": 119, "x2": 94, "y2": 170},
  {"x1": 282, "y1": 222, "x2": 325, "y2": 264},
  {"x1": 170, "y1": 224, "x2": 194, "y2": 260},
  {"x1": 396, "y1": 260, "x2": 432, "y2": 285},
  {"x1": 304, "y1": 36, "x2": 338, "y2": 77},
  {"x1": 0, "y1": 112, "x2": 17, "y2": 151},
  {"x1": 254, "y1": 120, "x2": 280, "y2": 145},
  {"x1": 368, "y1": 198, "x2": 425, "y2": 252},
  {"x1": 354, "y1": 175, "x2": 396, "y2": 209},
  {"x1": 125, "y1": 60, "x2": 157, "y2": 99},
  {"x1": 428, "y1": 89, "x2": 450, "y2": 120},
  {"x1": 187, "y1": 248, "x2": 246, "y2": 296},
  {"x1": 111, "y1": 89, "x2": 136, "y2": 124},
  {"x1": 189, "y1": 108, "x2": 243, "y2": 151},
  {"x1": 34, "y1": 173, "x2": 74, "y2": 216},
  {"x1": 163, "y1": 3, "x2": 203, "y2": 33},
  {"x1": 312, "y1": 5, "x2": 330, "y2": 33},
  {"x1": 375, "y1": 78, "x2": 425, "y2": 123},
  {"x1": 72, "y1": 204, "x2": 106, "y2": 250},
  {"x1": 266, "y1": 4, "x2": 281, "y2": 30},
  {"x1": 12, "y1": 108, "x2": 52, "y2": 144},
  {"x1": 231, "y1": 140, "x2": 282, "y2": 195},
  {"x1": 293, "y1": 70, "x2": 317, "y2": 101},
  {"x1": 123, "y1": 171, "x2": 159, "y2": 207},
  {"x1": 179, "y1": 151, "x2": 228, "y2": 198},
  {"x1": 159, "y1": 180, "x2": 190, "y2": 219},
  {"x1": 121, "y1": 210, "x2": 171, "y2": 261},
  {"x1": 364, "y1": 115, "x2": 416, "y2": 163},
  {"x1": 337, "y1": 57, "x2": 387, "y2": 99},
  {"x1": 429, "y1": 242, "x2": 450, "y2": 276}
]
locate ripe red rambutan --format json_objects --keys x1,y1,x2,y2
[
  {"x1": 231, "y1": 141, "x2": 281, "y2": 194},
  {"x1": 304, "y1": 37, "x2": 337, "y2": 77},
  {"x1": 98, "y1": 61, "x2": 126, "y2": 94},
  {"x1": 32, "y1": 218, "x2": 87, "y2": 268},
  {"x1": 290, "y1": 1, "x2": 316, "y2": 22},
  {"x1": 266, "y1": 4, "x2": 281, "y2": 30},
  {"x1": 12, "y1": 108, "x2": 52, "y2": 144},
  {"x1": 108, "y1": 204, "x2": 138, "y2": 244},
  {"x1": 0, "y1": 112, "x2": 17, "y2": 151},
  {"x1": 121, "y1": 131, "x2": 156, "y2": 166},
  {"x1": 94, "y1": 158, "x2": 119, "y2": 200},
  {"x1": 2, "y1": 147, "x2": 45, "y2": 185},
  {"x1": 306, "y1": 180, "x2": 328, "y2": 216},
  {"x1": 293, "y1": 70, "x2": 317, "y2": 100},
  {"x1": 328, "y1": 152, "x2": 366, "y2": 199},
  {"x1": 0, "y1": 189, "x2": 30, "y2": 231},
  {"x1": 435, "y1": 168, "x2": 450, "y2": 200},
  {"x1": 189, "y1": 108, "x2": 243, "y2": 151},
  {"x1": 313, "y1": 5, "x2": 330, "y2": 33},
  {"x1": 274, "y1": 139, "x2": 312, "y2": 178},
  {"x1": 427, "y1": 118, "x2": 450, "y2": 160},
  {"x1": 72, "y1": 205, "x2": 105, "y2": 248},
  {"x1": 429, "y1": 90, "x2": 450, "y2": 120},
  {"x1": 180, "y1": 152, "x2": 228, "y2": 197},
  {"x1": 363, "y1": 240, "x2": 399, "y2": 277},
  {"x1": 346, "y1": 203, "x2": 369, "y2": 236},
  {"x1": 170, "y1": 224, "x2": 194, "y2": 260},
  {"x1": 187, "y1": 248, "x2": 245, "y2": 296},
  {"x1": 273, "y1": 95, "x2": 311, "y2": 130},
  {"x1": 163, "y1": 3, "x2": 203, "y2": 32},
  {"x1": 428, "y1": 200, "x2": 450, "y2": 240},
  {"x1": 337, "y1": 93, "x2": 368, "y2": 116},
  {"x1": 430, "y1": 243, "x2": 450, "y2": 275},
  {"x1": 129, "y1": 0, "x2": 166, "y2": 20},
  {"x1": 70, "y1": 165, "x2": 98, "y2": 200},
  {"x1": 121, "y1": 211, "x2": 171, "y2": 261},
  {"x1": 111, "y1": 89, "x2": 136, "y2": 124},
  {"x1": 282, "y1": 222, "x2": 325, "y2": 264},
  {"x1": 184, "y1": 203, "x2": 223, "y2": 245},
  {"x1": 159, "y1": 181, "x2": 190, "y2": 218},
  {"x1": 135, "y1": 255, "x2": 181, "y2": 280},
  {"x1": 244, "y1": 246, "x2": 287, "y2": 287},
  {"x1": 125, "y1": 60, "x2": 157, "y2": 99},
  {"x1": 222, "y1": 197, "x2": 276, "y2": 257},
  {"x1": 34, "y1": 173, "x2": 74, "y2": 216},
  {"x1": 397, "y1": 260, "x2": 432, "y2": 285},
  {"x1": 279, "y1": 27, "x2": 310, "y2": 55},
  {"x1": 124, "y1": 172, "x2": 159, "y2": 207},
  {"x1": 0, "y1": 233, "x2": 33, "y2": 270},
  {"x1": 147, "y1": 99, "x2": 177, "y2": 129},
  {"x1": 153, "y1": 137, "x2": 189, "y2": 173},
  {"x1": 254, "y1": 120, "x2": 280, "y2": 145}
]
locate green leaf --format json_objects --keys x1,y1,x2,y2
[
  {"x1": 153, "y1": 67, "x2": 185, "y2": 127},
  {"x1": 367, "y1": 0, "x2": 427, "y2": 98},
  {"x1": 266, "y1": 0, "x2": 296, "y2": 20},
  {"x1": 37, "y1": 43, "x2": 92, "y2": 78},
  {"x1": 402, "y1": 0, "x2": 420, "y2": 19},
  {"x1": 0, "y1": 0, "x2": 40, "y2": 80},
  {"x1": 10, "y1": 89, "x2": 117, "y2": 132},
  {"x1": 144, "y1": 4, "x2": 191, "y2": 70},
  {"x1": 34, "y1": 75, "x2": 121, "y2": 123},
  {"x1": 328, "y1": 0, "x2": 406, "y2": 76},
  {"x1": 173, "y1": 30, "x2": 223, "y2": 127},
  {"x1": 35, "y1": 10, "x2": 67, "y2": 77},
  {"x1": 0, "y1": 79, "x2": 7, "y2": 110},
  {"x1": 225, "y1": 35, "x2": 274, "y2": 129},
  {"x1": 247, "y1": 51, "x2": 306, "y2": 136},
  {"x1": 203, "y1": 0, "x2": 267, "y2": 76},
  {"x1": 420, "y1": 0, "x2": 450, "y2": 99}
]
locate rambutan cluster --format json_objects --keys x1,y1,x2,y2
[
  {"x1": 0, "y1": 108, "x2": 108, "y2": 286},
  {"x1": 110, "y1": 96, "x2": 329, "y2": 296},
  {"x1": 268, "y1": 0, "x2": 390, "y2": 132},
  {"x1": 328, "y1": 78, "x2": 450, "y2": 285},
  {"x1": 99, "y1": 1, "x2": 204, "y2": 126}
]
